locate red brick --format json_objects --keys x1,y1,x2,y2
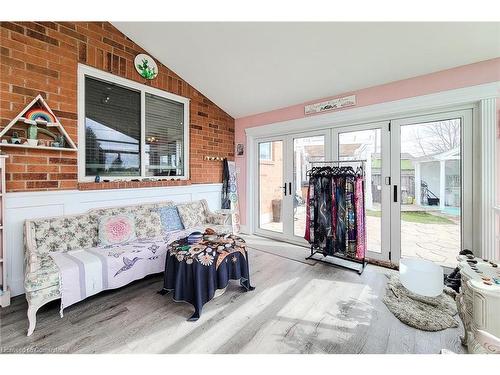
[
  {"x1": 1, "y1": 21, "x2": 234, "y2": 193},
  {"x1": 26, "y1": 180, "x2": 58, "y2": 189},
  {"x1": 12, "y1": 173, "x2": 47, "y2": 180}
]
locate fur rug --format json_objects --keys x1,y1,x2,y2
[{"x1": 383, "y1": 274, "x2": 459, "y2": 331}]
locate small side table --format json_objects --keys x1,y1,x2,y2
[{"x1": 160, "y1": 234, "x2": 254, "y2": 321}]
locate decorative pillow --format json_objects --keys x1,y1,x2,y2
[
  {"x1": 98, "y1": 214, "x2": 137, "y2": 245},
  {"x1": 134, "y1": 209, "x2": 162, "y2": 239},
  {"x1": 177, "y1": 201, "x2": 207, "y2": 228},
  {"x1": 157, "y1": 206, "x2": 184, "y2": 232},
  {"x1": 33, "y1": 215, "x2": 96, "y2": 254}
]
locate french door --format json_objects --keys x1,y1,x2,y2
[
  {"x1": 332, "y1": 121, "x2": 391, "y2": 262},
  {"x1": 253, "y1": 109, "x2": 472, "y2": 268},
  {"x1": 254, "y1": 130, "x2": 331, "y2": 244},
  {"x1": 391, "y1": 110, "x2": 472, "y2": 268}
]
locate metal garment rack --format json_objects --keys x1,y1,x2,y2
[{"x1": 305, "y1": 159, "x2": 367, "y2": 275}]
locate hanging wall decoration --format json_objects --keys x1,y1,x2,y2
[
  {"x1": 0, "y1": 94, "x2": 77, "y2": 151},
  {"x1": 134, "y1": 53, "x2": 158, "y2": 80},
  {"x1": 236, "y1": 143, "x2": 244, "y2": 156},
  {"x1": 304, "y1": 95, "x2": 356, "y2": 115}
]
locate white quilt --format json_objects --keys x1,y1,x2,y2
[{"x1": 50, "y1": 229, "x2": 195, "y2": 315}]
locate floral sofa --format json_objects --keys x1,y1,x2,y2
[{"x1": 24, "y1": 199, "x2": 226, "y2": 336}]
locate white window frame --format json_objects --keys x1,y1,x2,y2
[{"x1": 77, "y1": 64, "x2": 190, "y2": 182}]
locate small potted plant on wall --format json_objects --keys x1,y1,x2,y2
[{"x1": 27, "y1": 123, "x2": 38, "y2": 147}]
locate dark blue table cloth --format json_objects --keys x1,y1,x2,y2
[{"x1": 160, "y1": 234, "x2": 254, "y2": 320}]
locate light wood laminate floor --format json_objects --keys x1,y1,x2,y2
[{"x1": 0, "y1": 236, "x2": 465, "y2": 354}]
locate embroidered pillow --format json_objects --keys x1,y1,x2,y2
[
  {"x1": 98, "y1": 214, "x2": 137, "y2": 245},
  {"x1": 157, "y1": 206, "x2": 184, "y2": 232}
]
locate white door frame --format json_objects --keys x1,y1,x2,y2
[
  {"x1": 390, "y1": 109, "x2": 473, "y2": 266},
  {"x1": 253, "y1": 135, "x2": 289, "y2": 241},
  {"x1": 332, "y1": 121, "x2": 391, "y2": 262}
]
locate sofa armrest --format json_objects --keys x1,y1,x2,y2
[
  {"x1": 206, "y1": 213, "x2": 226, "y2": 225},
  {"x1": 199, "y1": 199, "x2": 226, "y2": 225},
  {"x1": 24, "y1": 220, "x2": 41, "y2": 273}
]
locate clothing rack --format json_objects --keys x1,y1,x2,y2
[{"x1": 305, "y1": 159, "x2": 367, "y2": 275}]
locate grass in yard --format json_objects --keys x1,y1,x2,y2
[{"x1": 366, "y1": 210, "x2": 455, "y2": 224}]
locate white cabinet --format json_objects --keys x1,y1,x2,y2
[{"x1": 457, "y1": 256, "x2": 500, "y2": 353}]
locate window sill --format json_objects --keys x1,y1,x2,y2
[{"x1": 78, "y1": 179, "x2": 192, "y2": 191}]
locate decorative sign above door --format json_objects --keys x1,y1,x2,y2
[
  {"x1": 134, "y1": 53, "x2": 158, "y2": 80},
  {"x1": 304, "y1": 95, "x2": 356, "y2": 115}
]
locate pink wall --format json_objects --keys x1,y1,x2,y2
[{"x1": 235, "y1": 58, "x2": 500, "y2": 226}]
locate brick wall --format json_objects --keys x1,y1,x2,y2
[{"x1": 0, "y1": 21, "x2": 235, "y2": 192}]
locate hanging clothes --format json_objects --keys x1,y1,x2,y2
[
  {"x1": 304, "y1": 184, "x2": 311, "y2": 242},
  {"x1": 334, "y1": 176, "x2": 346, "y2": 254},
  {"x1": 355, "y1": 175, "x2": 366, "y2": 260},
  {"x1": 221, "y1": 158, "x2": 231, "y2": 209},
  {"x1": 345, "y1": 175, "x2": 357, "y2": 258},
  {"x1": 304, "y1": 164, "x2": 366, "y2": 262}
]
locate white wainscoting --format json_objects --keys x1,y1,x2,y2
[{"x1": 5, "y1": 183, "x2": 223, "y2": 297}]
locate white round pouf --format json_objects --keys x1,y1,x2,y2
[{"x1": 399, "y1": 259, "x2": 444, "y2": 297}]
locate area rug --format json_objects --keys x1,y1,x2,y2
[{"x1": 383, "y1": 274, "x2": 459, "y2": 331}]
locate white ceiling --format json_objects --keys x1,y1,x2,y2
[{"x1": 113, "y1": 22, "x2": 500, "y2": 118}]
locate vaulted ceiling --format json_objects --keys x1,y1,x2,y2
[{"x1": 113, "y1": 22, "x2": 500, "y2": 118}]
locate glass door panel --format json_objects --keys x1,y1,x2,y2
[
  {"x1": 397, "y1": 118, "x2": 462, "y2": 268},
  {"x1": 334, "y1": 122, "x2": 391, "y2": 262},
  {"x1": 338, "y1": 129, "x2": 382, "y2": 254},
  {"x1": 258, "y1": 140, "x2": 284, "y2": 233},
  {"x1": 292, "y1": 135, "x2": 325, "y2": 237}
]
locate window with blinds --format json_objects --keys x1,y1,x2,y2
[
  {"x1": 145, "y1": 93, "x2": 185, "y2": 177},
  {"x1": 81, "y1": 71, "x2": 189, "y2": 181},
  {"x1": 85, "y1": 77, "x2": 141, "y2": 177}
]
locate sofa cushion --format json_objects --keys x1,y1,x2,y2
[
  {"x1": 135, "y1": 210, "x2": 162, "y2": 239},
  {"x1": 90, "y1": 204, "x2": 166, "y2": 240},
  {"x1": 24, "y1": 256, "x2": 60, "y2": 292},
  {"x1": 33, "y1": 215, "x2": 96, "y2": 254},
  {"x1": 157, "y1": 206, "x2": 184, "y2": 232},
  {"x1": 98, "y1": 214, "x2": 137, "y2": 245},
  {"x1": 177, "y1": 201, "x2": 207, "y2": 228}
]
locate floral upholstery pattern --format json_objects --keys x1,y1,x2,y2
[
  {"x1": 33, "y1": 215, "x2": 97, "y2": 255},
  {"x1": 177, "y1": 201, "x2": 207, "y2": 228},
  {"x1": 98, "y1": 214, "x2": 137, "y2": 245},
  {"x1": 157, "y1": 206, "x2": 184, "y2": 232},
  {"x1": 134, "y1": 210, "x2": 162, "y2": 239},
  {"x1": 24, "y1": 256, "x2": 60, "y2": 292},
  {"x1": 200, "y1": 199, "x2": 226, "y2": 225}
]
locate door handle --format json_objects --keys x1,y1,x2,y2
[
  {"x1": 282, "y1": 184, "x2": 287, "y2": 196},
  {"x1": 393, "y1": 185, "x2": 398, "y2": 203},
  {"x1": 288, "y1": 182, "x2": 292, "y2": 196}
]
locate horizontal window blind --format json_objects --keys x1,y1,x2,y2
[
  {"x1": 145, "y1": 93, "x2": 185, "y2": 177},
  {"x1": 85, "y1": 77, "x2": 141, "y2": 176}
]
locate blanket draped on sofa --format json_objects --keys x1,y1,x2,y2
[{"x1": 50, "y1": 230, "x2": 193, "y2": 314}]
